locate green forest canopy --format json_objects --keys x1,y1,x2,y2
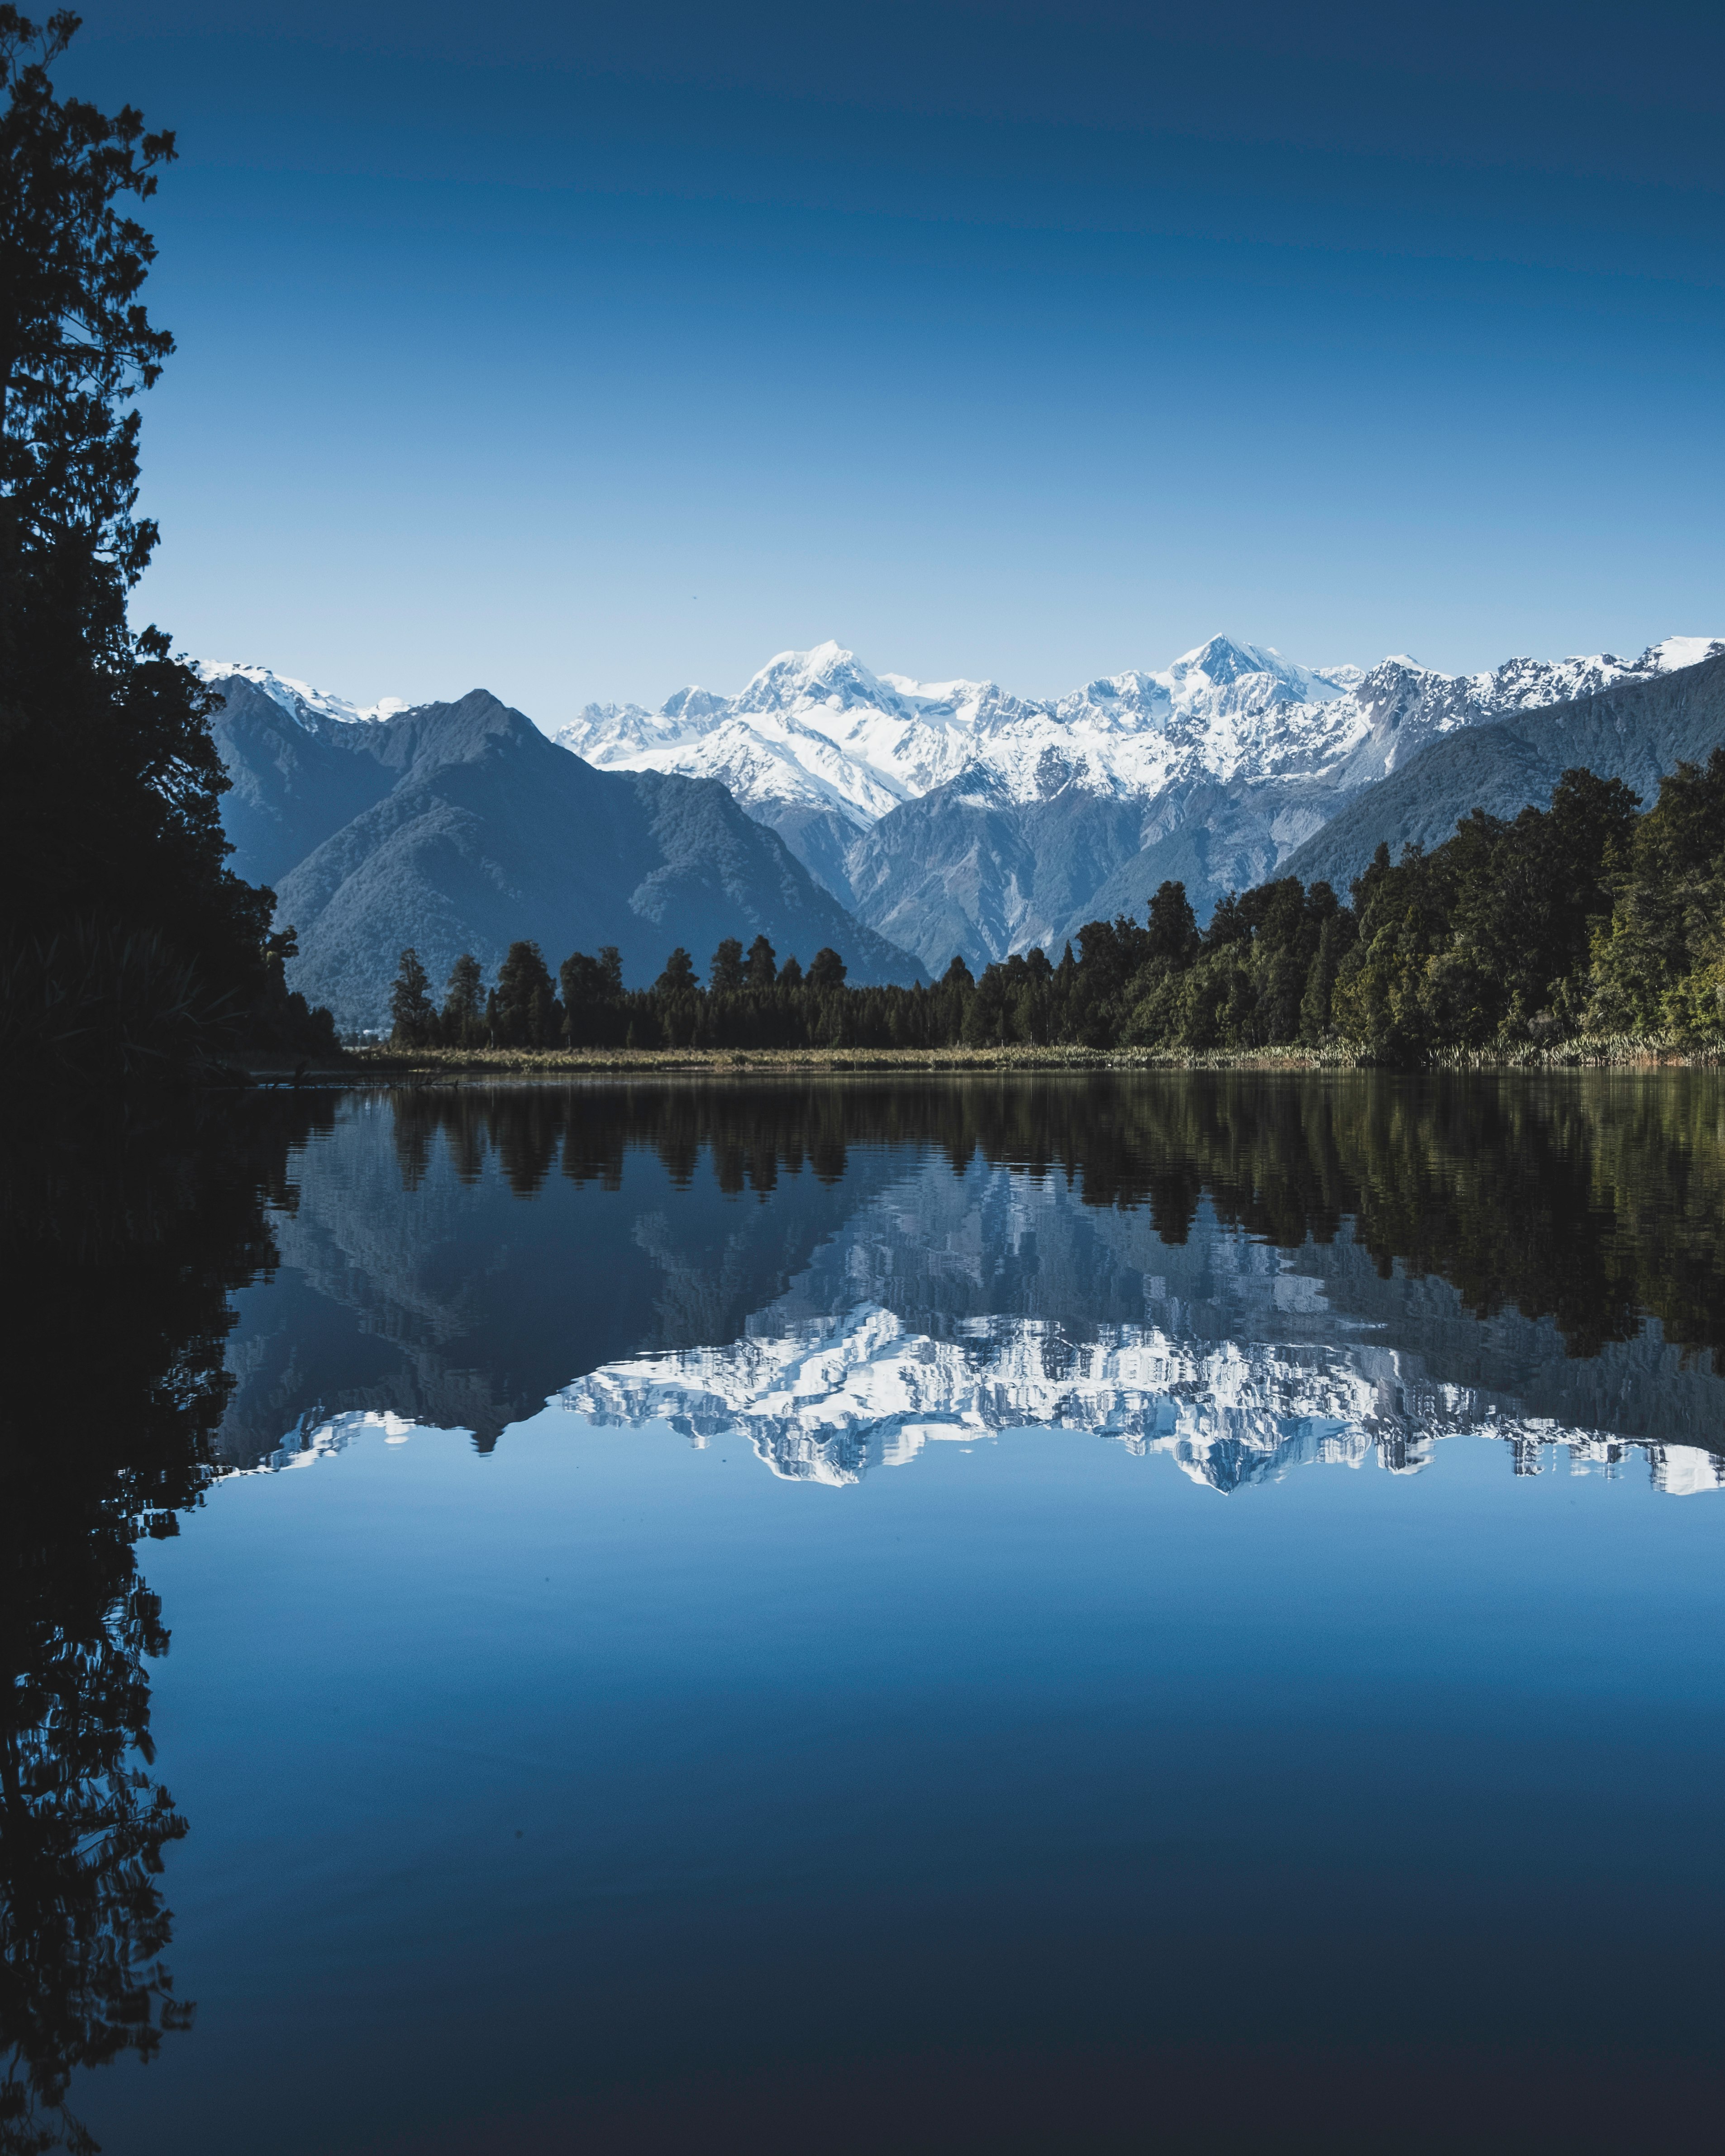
[{"x1": 390, "y1": 752, "x2": 1725, "y2": 1061}]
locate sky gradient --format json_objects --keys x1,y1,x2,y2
[{"x1": 61, "y1": 0, "x2": 1725, "y2": 719}]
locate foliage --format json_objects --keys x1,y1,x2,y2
[
  {"x1": 387, "y1": 947, "x2": 435, "y2": 1048},
  {"x1": 379, "y1": 757, "x2": 1725, "y2": 1066},
  {"x1": 1584, "y1": 752, "x2": 1725, "y2": 1036},
  {"x1": 0, "y1": 10, "x2": 335, "y2": 1080},
  {"x1": 439, "y1": 952, "x2": 484, "y2": 1047}
]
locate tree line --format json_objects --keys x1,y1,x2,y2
[
  {"x1": 389, "y1": 752, "x2": 1725, "y2": 1062},
  {"x1": 377, "y1": 1070, "x2": 1725, "y2": 1370}
]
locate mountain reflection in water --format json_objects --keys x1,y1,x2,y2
[
  {"x1": 7, "y1": 1071, "x2": 1725, "y2": 2154},
  {"x1": 224, "y1": 1075, "x2": 1725, "y2": 1494}
]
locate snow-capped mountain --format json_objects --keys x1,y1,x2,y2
[
  {"x1": 554, "y1": 631, "x2": 1723, "y2": 965},
  {"x1": 194, "y1": 658, "x2": 409, "y2": 730},
  {"x1": 198, "y1": 628, "x2": 1725, "y2": 981},
  {"x1": 557, "y1": 632, "x2": 1722, "y2": 840},
  {"x1": 558, "y1": 635, "x2": 1366, "y2": 828}
]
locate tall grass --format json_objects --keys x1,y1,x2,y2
[{"x1": 0, "y1": 919, "x2": 239, "y2": 1086}]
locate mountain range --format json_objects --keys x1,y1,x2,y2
[
  {"x1": 205, "y1": 628, "x2": 1725, "y2": 1017},
  {"x1": 1281, "y1": 642, "x2": 1725, "y2": 892},
  {"x1": 558, "y1": 633, "x2": 1725, "y2": 966},
  {"x1": 205, "y1": 666, "x2": 925, "y2": 1028}
]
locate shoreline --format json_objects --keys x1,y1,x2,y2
[{"x1": 238, "y1": 1038, "x2": 1725, "y2": 1084}]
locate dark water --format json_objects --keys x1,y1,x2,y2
[{"x1": 7, "y1": 1073, "x2": 1725, "y2": 2154}]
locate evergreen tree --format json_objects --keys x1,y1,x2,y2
[
  {"x1": 0, "y1": 9, "x2": 288, "y2": 1067},
  {"x1": 388, "y1": 947, "x2": 435, "y2": 1046},
  {"x1": 442, "y1": 952, "x2": 483, "y2": 1043},
  {"x1": 1145, "y1": 880, "x2": 1201, "y2": 966},
  {"x1": 1586, "y1": 751, "x2": 1725, "y2": 1035},
  {"x1": 559, "y1": 944, "x2": 625, "y2": 1047},
  {"x1": 493, "y1": 940, "x2": 558, "y2": 1047},
  {"x1": 808, "y1": 947, "x2": 847, "y2": 991},
  {"x1": 744, "y1": 934, "x2": 777, "y2": 990},
  {"x1": 709, "y1": 937, "x2": 745, "y2": 995}
]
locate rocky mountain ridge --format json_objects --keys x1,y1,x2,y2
[
  {"x1": 560, "y1": 634, "x2": 1722, "y2": 827},
  {"x1": 555, "y1": 633, "x2": 1723, "y2": 965},
  {"x1": 202, "y1": 670, "x2": 926, "y2": 1026},
  {"x1": 202, "y1": 631, "x2": 1725, "y2": 979}
]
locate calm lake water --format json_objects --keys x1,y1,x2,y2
[{"x1": 10, "y1": 1073, "x2": 1725, "y2": 2154}]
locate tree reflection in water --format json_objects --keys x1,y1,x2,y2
[
  {"x1": 0, "y1": 1097, "x2": 324, "y2": 2154},
  {"x1": 5, "y1": 1072, "x2": 1724, "y2": 2146},
  {"x1": 385, "y1": 1071, "x2": 1725, "y2": 1368}
]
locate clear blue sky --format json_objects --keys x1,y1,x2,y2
[{"x1": 62, "y1": 0, "x2": 1725, "y2": 718}]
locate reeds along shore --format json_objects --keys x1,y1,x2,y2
[{"x1": 298, "y1": 1035, "x2": 1725, "y2": 1083}]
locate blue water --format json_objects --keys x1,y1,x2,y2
[{"x1": 29, "y1": 1076, "x2": 1725, "y2": 2151}]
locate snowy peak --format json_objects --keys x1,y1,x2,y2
[
  {"x1": 1166, "y1": 633, "x2": 1349, "y2": 707},
  {"x1": 1649, "y1": 634, "x2": 1725, "y2": 672},
  {"x1": 210, "y1": 629, "x2": 1725, "y2": 879},
  {"x1": 195, "y1": 659, "x2": 408, "y2": 731},
  {"x1": 732, "y1": 640, "x2": 914, "y2": 720},
  {"x1": 553, "y1": 629, "x2": 1725, "y2": 854}
]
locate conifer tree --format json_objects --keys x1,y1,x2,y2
[
  {"x1": 0, "y1": 8, "x2": 277, "y2": 1047},
  {"x1": 744, "y1": 934, "x2": 777, "y2": 990},
  {"x1": 442, "y1": 952, "x2": 483, "y2": 1042},
  {"x1": 389, "y1": 947, "x2": 435, "y2": 1046},
  {"x1": 494, "y1": 940, "x2": 558, "y2": 1046},
  {"x1": 709, "y1": 938, "x2": 745, "y2": 995}
]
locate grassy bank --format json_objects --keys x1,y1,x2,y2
[{"x1": 241, "y1": 1034, "x2": 1725, "y2": 1084}]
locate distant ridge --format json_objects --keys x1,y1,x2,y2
[
  {"x1": 207, "y1": 674, "x2": 926, "y2": 1027},
  {"x1": 559, "y1": 633, "x2": 1723, "y2": 962},
  {"x1": 1279, "y1": 647, "x2": 1725, "y2": 895},
  {"x1": 203, "y1": 635, "x2": 1725, "y2": 1000}
]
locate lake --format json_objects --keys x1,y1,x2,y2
[{"x1": 9, "y1": 1072, "x2": 1725, "y2": 2154}]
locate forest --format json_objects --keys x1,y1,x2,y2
[{"x1": 389, "y1": 752, "x2": 1725, "y2": 1062}]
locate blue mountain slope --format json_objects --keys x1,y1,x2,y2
[
  {"x1": 210, "y1": 679, "x2": 925, "y2": 1026},
  {"x1": 1279, "y1": 648, "x2": 1725, "y2": 895}
]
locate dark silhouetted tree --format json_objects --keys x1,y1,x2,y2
[
  {"x1": 388, "y1": 948, "x2": 435, "y2": 1047},
  {"x1": 441, "y1": 952, "x2": 484, "y2": 1044},
  {"x1": 744, "y1": 934, "x2": 776, "y2": 990},
  {"x1": 0, "y1": 8, "x2": 299, "y2": 1069},
  {"x1": 494, "y1": 940, "x2": 558, "y2": 1047},
  {"x1": 709, "y1": 938, "x2": 745, "y2": 995},
  {"x1": 559, "y1": 944, "x2": 625, "y2": 1047}
]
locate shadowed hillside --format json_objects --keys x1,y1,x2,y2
[
  {"x1": 1282, "y1": 649, "x2": 1725, "y2": 894},
  {"x1": 210, "y1": 677, "x2": 926, "y2": 1026}
]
